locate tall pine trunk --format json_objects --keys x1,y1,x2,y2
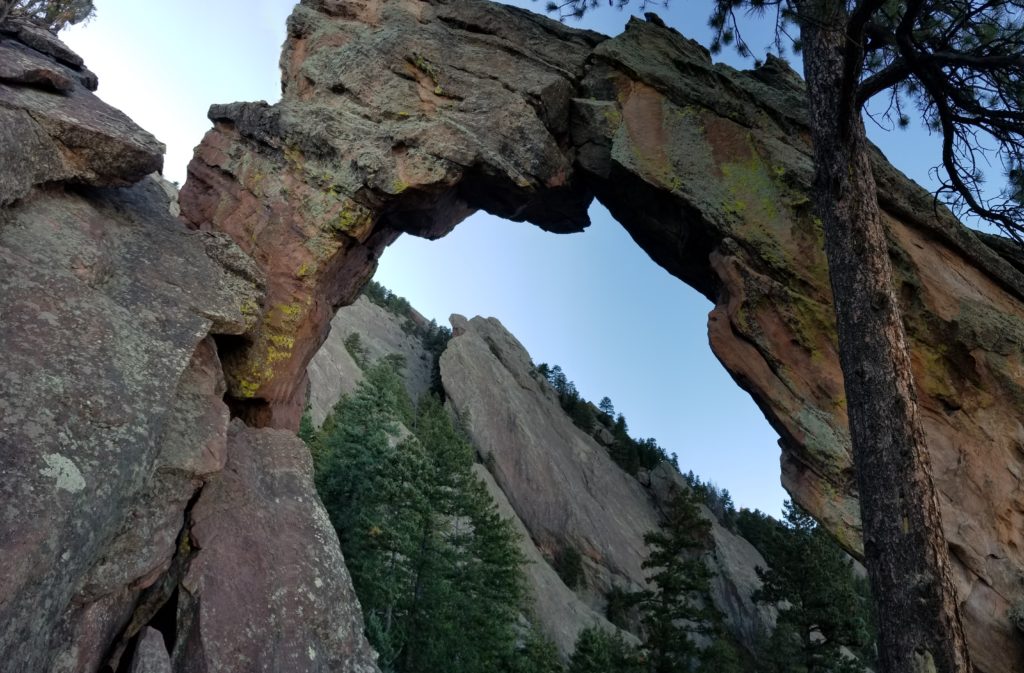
[{"x1": 801, "y1": 19, "x2": 972, "y2": 673}]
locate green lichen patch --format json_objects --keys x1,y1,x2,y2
[
  {"x1": 231, "y1": 300, "x2": 310, "y2": 399},
  {"x1": 718, "y1": 145, "x2": 828, "y2": 289},
  {"x1": 795, "y1": 406, "x2": 852, "y2": 475},
  {"x1": 331, "y1": 199, "x2": 373, "y2": 236}
]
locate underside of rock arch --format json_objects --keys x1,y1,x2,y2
[
  {"x1": 4, "y1": 0, "x2": 1024, "y2": 671},
  {"x1": 180, "y1": 1, "x2": 1024, "y2": 669}
]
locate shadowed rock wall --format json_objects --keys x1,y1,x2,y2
[{"x1": 179, "y1": 1, "x2": 1024, "y2": 670}]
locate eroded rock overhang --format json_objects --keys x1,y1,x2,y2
[{"x1": 179, "y1": 1, "x2": 1024, "y2": 670}]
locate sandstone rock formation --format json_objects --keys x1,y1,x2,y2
[
  {"x1": 647, "y1": 464, "x2": 777, "y2": 651},
  {"x1": 179, "y1": 1, "x2": 1024, "y2": 668},
  {"x1": 442, "y1": 315, "x2": 659, "y2": 595},
  {"x1": 0, "y1": 25, "x2": 378, "y2": 673},
  {"x1": 441, "y1": 315, "x2": 775, "y2": 655},
  {"x1": 0, "y1": 16, "x2": 163, "y2": 205},
  {"x1": 307, "y1": 295, "x2": 433, "y2": 425},
  {"x1": 473, "y1": 463, "x2": 625, "y2": 656}
]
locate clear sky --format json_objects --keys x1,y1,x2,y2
[{"x1": 62, "y1": 0, "x2": 951, "y2": 517}]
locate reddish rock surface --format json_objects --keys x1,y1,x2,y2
[
  {"x1": 2, "y1": 1, "x2": 1023, "y2": 670},
  {"x1": 179, "y1": 0, "x2": 601, "y2": 427},
  {"x1": 178, "y1": 422, "x2": 378, "y2": 673},
  {"x1": 180, "y1": 1, "x2": 1024, "y2": 669}
]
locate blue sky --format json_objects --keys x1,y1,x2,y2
[{"x1": 63, "y1": 0, "x2": 952, "y2": 516}]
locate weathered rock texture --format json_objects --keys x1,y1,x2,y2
[
  {"x1": 0, "y1": 25, "x2": 378, "y2": 673},
  {"x1": 0, "y1": 17, "x2": 163, "y2": 206},
  {"x1": 646, "y1": 463, "x2": 777, "y2": 650},
  {"x1": 307, "y1": 295, "x2": 433, "y2": 425},
  {"x1": 442, "y1": 315, "x2": 660, "y2": 595},
  {"x1": 179, "y1": 1, "x2": 1024, "y2": 669},
  {"x1": 306, "y1": 301, "x2": 775, "y2": 656},
  {"x1": 177, "y1": 422, "x2": 378, "y2": 673}
]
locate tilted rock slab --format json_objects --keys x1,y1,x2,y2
[
  {"x1": 180, "y1": 0, "x2": 1024, "y2": 669},
  {"x1": 444, "y1": 315, "x2": 775, "y2": 655},
  {"x1": 0, "y1": 27, "x2": 378, "y2": 673},
  {"x1": 442, "y1": 314, "x2": 660, "y2": 597},
  {"x1": 175, "y1": 422, "x2": 378, "y2": 673},
  {"x1": 0, "y1": 18, "x2": 163, "y2": 206},
  {"x1": 473, "y1": 464, "x2": 626, "y2": 656}
]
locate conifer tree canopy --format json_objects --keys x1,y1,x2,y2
[{"x1": 0, "y1": 0, "x2": 94, "y2": 32}]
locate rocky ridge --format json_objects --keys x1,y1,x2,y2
[
  {"x1": 180, "y1": 1, "x2": 1024, "y2": 668},
  {"x1": 307, "y1": 295, "x2": 434, "y2": 425},
  {"x1": 441, "y1": 314, "x2": 776, "y2": 656}
]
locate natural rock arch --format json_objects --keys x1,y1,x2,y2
[{"x1": 179, "y1": 2, "x2": 1024, "y2": 671}]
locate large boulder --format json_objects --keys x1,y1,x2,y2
[
  {"x1": 175, "y1": 422, "x2": 378, "y2": 673},
  {"x1": 0, "y1": 18, "x2": 163, "y2": 205}
]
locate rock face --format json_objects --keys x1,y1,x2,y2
[
  {"x1": 307, "y1": 295, "x2": 433, "y2": 425},
  {"x1": 306, "y1": 301, "x2": 776, "y2": 656},
  {"x1": 5, "y1": 0, "x2": 1024, "y2": 670},
  {"x1": 647, "y1": 464, "x2": 777, "y2": 650},
  {"x1": 179, "y1": 0, "x2": 602, "y2": 427},
  {"x1": 0, "y1": 17, "x2": 163, "y2": 205},
  {"x1": 473, "y1": 464, "x2": 625, "y2": 656},
  {"x1": 177, "y1": 422, "x2": 378, "y2": 673},
  {"x1": 441, "y1": 315, "x2": 775, "y2": 656},
  {"x1": 0, "y1": 25, "x2": 378, "y2": 673},
  {"x1": 442, "y1": 315, "x2": 660, "y2": 595},
  {"x1": 180, "y1": 1, "x2": 1024, "y2": 668}
]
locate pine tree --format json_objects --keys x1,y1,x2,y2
[
  {"x1": 568, "y1": 627, "x2": 644, "y2": 673},
  {"x1": 546, "y1": 0, "x2": 1024, "y2": 666},
  {"x1": 0, "y1": 0, "x2": 94, "y2": 31},
  {"x1": 752, "y1": 503, "x2": 875, "y2": 673},
  {"x1": 505, "y1": 629, "x2": 565, "y2": 673},
  {"x1": 310, "y1": 360, "x2": 527, "y2": 673},
  {"x1": 637, "y1": 487, "x2": 716, "y2": 673}
]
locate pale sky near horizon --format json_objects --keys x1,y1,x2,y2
[{"x1": 61, "y1": 0, "x2": 954, "y2": 517}]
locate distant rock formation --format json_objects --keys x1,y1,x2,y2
[
  {"x1": 442, "y1": 314, "x2": 776, "y2": 655},
  {"x1": 307, "y1": 295, "x2": 434, "y2": 426},
  {"x1": 305, "y1": 299, "x2": 776, "y2": 657}
]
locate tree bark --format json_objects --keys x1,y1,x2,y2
[{"x1": 800, "y1": 17, "x2": 973, "y2": 673}]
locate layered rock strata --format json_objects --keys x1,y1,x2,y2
[{"x1": 180, "y1": 1, "x2": 1024, "y2": 669}]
